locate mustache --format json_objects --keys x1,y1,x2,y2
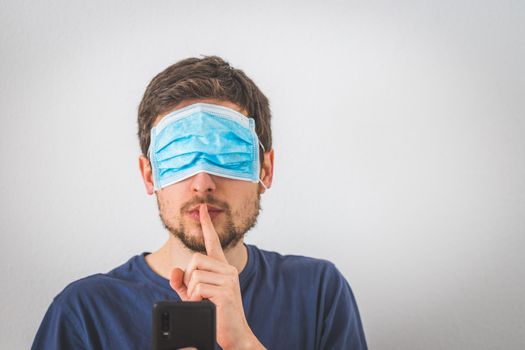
[{"x1": 180, "y1": 194, "x2": 231, "y2": 213}]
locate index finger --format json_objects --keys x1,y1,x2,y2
[{"x1": 199, "y1": 203, "x2": 227, "y2": 262}]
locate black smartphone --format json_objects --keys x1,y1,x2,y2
[{"x1": 152, "y1": 300, "x2": 216, "y2": 350}]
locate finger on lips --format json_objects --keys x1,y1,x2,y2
[
  {"x1": 172, "y1": 203, "x2": 235, "y2": 301},
  {"x1": 199, "y1": 203, "x2": 227, "y2": 262}
]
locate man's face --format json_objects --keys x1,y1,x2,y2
[{"x1": 150, "y1": 99, "x2": 264, "y2": 253}]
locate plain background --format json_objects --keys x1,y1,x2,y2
[{"x1": 1, "y1": 0, "x2": 524, "y2": 349}]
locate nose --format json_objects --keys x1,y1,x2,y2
[{"x1": 190, "y1": 172, "x2": 216, "y2": 194}]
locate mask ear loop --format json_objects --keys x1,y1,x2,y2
[
  {"x1": 148, "y1": 133, "x2": 160, "y2": 191},
  {"x1": 258, "y1": 141, "x2": 268, "y2": 190},
  {"x1": 259, "y1": 179, "x2": 268, "y2": 190}
]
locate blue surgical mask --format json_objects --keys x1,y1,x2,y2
[{"x1": 149, "y1": 103, "x2": 266, "y2": 191}]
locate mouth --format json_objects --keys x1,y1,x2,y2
[{"x1": 187, "y1": 204, "x2": 224, "y2": 221}]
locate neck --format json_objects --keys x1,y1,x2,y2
[{"x1": 145, "y1": 235, "x2": 248, "y2": 280}]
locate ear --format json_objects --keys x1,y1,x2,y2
[
  {"x1": 138, "y1": 155, "x2": 155, "y2": 195},
  {"x1": 259, "y1": 149, "x2": 274, "y2": 194}
]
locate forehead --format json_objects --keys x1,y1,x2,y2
[{"x1": 152, "y1": 98, "x2": 248, "y2": 127}]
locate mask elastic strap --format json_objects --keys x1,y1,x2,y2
[
  {"x1": 259, "y1": 178, "x2": 268, "y2": 190},
  {"x1": 258, "y1": 141, "x2": 268, "y2": 190}
]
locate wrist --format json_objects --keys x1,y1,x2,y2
[{"x1": 225, "y1": 331, "x2": 265, "y2": 350}]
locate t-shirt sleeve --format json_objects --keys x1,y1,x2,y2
[
  {"x1": 31, "y1": 298, "x2": 86, "y2": 350},
  {"x1": 318, "y1": 263, "x2": 368, "y2": 350}
]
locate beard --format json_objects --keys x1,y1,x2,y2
[{"x1": 157, "y1": 191, "x2": 261, "y2": 253}]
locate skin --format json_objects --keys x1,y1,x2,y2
[{"x1": 138, "y1": 98, "x2": 274, "y2": 350}]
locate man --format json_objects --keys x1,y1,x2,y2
[{"x1": 32, "y1": 56, "x2": 367, "y2": 349}]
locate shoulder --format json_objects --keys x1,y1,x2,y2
[
  {"x1": 53, "y1": 274, "x2": 108, "y2": 306},
  {"x1": 32, "y1": 255, "x2": 145, "y2": 348},
  {"x1": 246, "y1": 246, "x2": 367, "y2": 348},
  {"x1": 250, "y1": 244, "x2": 337, "y2": 271},
  {"x1": 248, "y1": 245, "x2": 344, "y2": 286},
  {"x1": 52, "y1": 254, "x2": 143, "y2": 309}
]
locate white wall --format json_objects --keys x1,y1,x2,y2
[{"x1": 1, "y1": 0, "x2": 524, "y2": 349}]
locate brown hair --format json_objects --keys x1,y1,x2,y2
[{"x1": 137, "y1": 56, "x2": 272, "y2": 157}]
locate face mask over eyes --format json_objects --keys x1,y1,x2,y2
[{"x1": 149, "y1": 103, "x2": 266, "y2": 191}]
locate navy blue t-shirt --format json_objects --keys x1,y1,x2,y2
[{"x1": 32, "y1": 244, "x2": 367, "y2": 349}]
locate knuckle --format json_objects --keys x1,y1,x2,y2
[
  {"x1": 192, "y1": 270, "x2": 202, "y2": 281},
  {"x1": 230, "y1": 276, "x2": 238, "y2": 286},
  {"x1": 227, "y1": 265, "x2": 237, "y2": 274},
  {"x1": 195, "y1": 284, "x2": 203, "y2": 294},
  {"x1": 191, "y1": 253, "x2": 201, "y2": 264},
  {"x1": 225, "y1": 274, "x2": 234, "y2": 284}
]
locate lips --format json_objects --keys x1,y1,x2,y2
[{"x1": 187, "y1": 204, "x2": 224, "y2": 221}]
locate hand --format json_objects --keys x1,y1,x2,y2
[{"x1": 170, "y1": 204, "x2": 265, "y2": 350}]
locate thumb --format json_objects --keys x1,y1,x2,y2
[{"x1": 170, "y1": 267, "x2": 189, "y2": 300}]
